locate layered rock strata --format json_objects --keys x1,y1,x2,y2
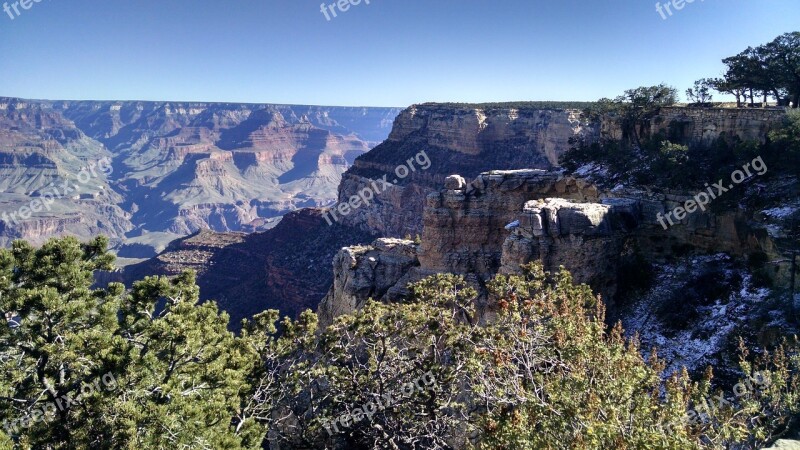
[
  {"x1": 322, "y1": 167, "x2": 791, "y2": 324},
  {"x1": 0, "y1": 97, "x2": 400, "y2": 251},
  {"x1": 335, "y1": 104, "x2": 786, "y2": 239},
  {"x1": 500, "y1": 198, "x2": 637, "y2": 300},
  {"x1": 598, "y1": 107, "x2": 786, "y2": 144},
  {"x1": 419, "y1": 170, "x2": 600, "y2": 276},
  {"x1": 336, "y1": 105, "x2": 597, "y2": 237}
]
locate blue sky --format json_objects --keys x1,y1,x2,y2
[{"x1": 0, "y1": 0, "x2": 797, "y2": 107}]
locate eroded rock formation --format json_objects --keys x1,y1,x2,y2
[
  {"x1": 318, "y1": 238, "x2": 421, "y2": 327},
  {"x1": 500, "y1": 198, "x2": 637, "y2": 300},
  {"x1": 321, "y1": 165, "x2": 792, "y2": 326},
  {"x1": 420, "y1": 170, "x2": 600, "y2": 276},
  {"x1": 336, "y1": 104, "x2": 598, "y2": 237}
]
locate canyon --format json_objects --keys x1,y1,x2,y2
[
  {"x1": 8, "y1": 97, "x2": 792, "y2": 374},
  {"x1": 0, "y1": 97, "x2": 401, "y2": 255},
  {"x1": 118, "y1": 101, "x2": 796, "y2": 379}
]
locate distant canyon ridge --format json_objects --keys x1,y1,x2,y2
[{"x1": 0, "y1": 97, "x2": 401, "y2": 258}]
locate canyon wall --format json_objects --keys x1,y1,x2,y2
[
  {"x1": 322, "y1": 167, "x2": 791, "y2": 327},
  {"x1": 335, "y1": 104, "x2": 597, "y2": 237},
  {"x1": 602, "y1": 106, "x2": 786, "y2": 144},
  {"x1": 334, "y1": 104, "x2": 787, "y2": 238},
  {"x1": 0, "y1": 97, "x2": 400, "y2": 251},
  {"x1": 321, "y1": 105, "x2": 791, "y2": 326}
]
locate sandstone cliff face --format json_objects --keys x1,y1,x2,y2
[
  {"x1": 321, "y1": 171, "x2": 624, "y2": 323},
  {"x1": 599, "y1": 107, "x2": 786, "y2": 144},
  {"x1": 321, "y1": 167, "x2": 792, "y2": 327},
  {"x1": 385, "y1": 105, "x2": 589, "y2": 164},
  {"x1": 500, "y1": 198, "x2": 636, "y2": 301},
  {"x1": 318, "y1": 238, "x2": 420, "y2": 327},
  {"x1": 420, "y1": 170, "x2": 599, "y2": 276},
  {"x1": 336, "y1": 104, "x2": 598, "y2": 237}
]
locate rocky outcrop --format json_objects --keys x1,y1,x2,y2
[
  {"x1": 322, "y1": 171, "x2": 621, "y2": 323},
  {"x1": 600, "y1": 183, "x2": 797, "y2": 285},
  {"x1": 321, "y1": 166, "x2": 794, "y2": 326},
  {"x1": 652, "y1": 107, "x2": 786, "y2": 144},
  {"x1": 500, "y1": 198, "x2": 636, "y2": 300},
  {"x1": 336, "y1": 104, "x2": 598, "y2": 237},
  {"x1": 420, "y1": 170, "x2": 600, "y2": 276},
  {"x1": 318, "y1": 238, "x2": 421, "y2": 327}
]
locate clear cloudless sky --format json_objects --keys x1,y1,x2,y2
[{"x1": 0, "y1": 0, "x2": 797, "y2": 107}]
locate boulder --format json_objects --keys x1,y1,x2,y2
[{"x1": 444, "y1": 175, "x2": 467, "y2": 191}]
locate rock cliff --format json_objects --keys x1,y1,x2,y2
[
  {"x1": 317, "y1": 238, "x2": 420, "y2": 326},
  {"x1": 419, "y1": 170, "x2": 600, "y2": 276},
  {"x1": 499, "y1": 197, "x2": 636, "y2": 300},
  {"x1": 332, "y1": 104, "x2": 786, "y2": 239},
  {"x1": 638, "y1": 107, "x2": 785, "y2": 144},
  {"x1": 336, "y1": 104, "x2": 597, "y2": 237},
  {"x1": 321, "y1": 163, "x2": 797, "y2": 374}
]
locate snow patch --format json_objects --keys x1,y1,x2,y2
[
  {"x1": 762, "y1": 206, "x2": 798, "y2": 219},
  {"x1": 619, "y1": 254, "x2": 772, "y2": 377}
]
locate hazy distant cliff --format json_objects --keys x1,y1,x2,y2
[{"x1": 0, "y1": 97, "x2": 401, "y2": 251}]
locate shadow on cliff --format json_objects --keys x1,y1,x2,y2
[{"x1": 122, "y1": 208, "x2": 377, "y2": 331}]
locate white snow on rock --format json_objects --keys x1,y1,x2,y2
[
  {"x1": 575, "y1": 164, "x2": 598, "y2": 177},
  {"x1": 619, "y1": 254, "x2": 772, "y2": 377},
  {"x1": 762, "y1": 206, "x2": 798, "y2": 219}
]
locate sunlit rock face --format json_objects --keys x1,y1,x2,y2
[
  {"x1": 336, "y1": 104, "x2": 598, "y2": 237},
  {"x1": 320, "y1": 104, "x2": 792, "y2": 329}
]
